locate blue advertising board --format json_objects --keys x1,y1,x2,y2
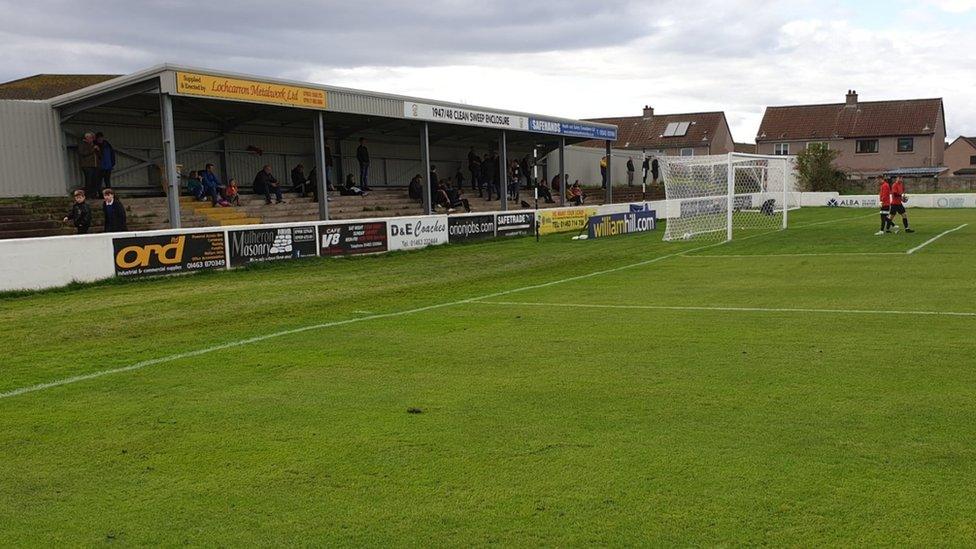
[
  {"x1": 528, "y1": 118, "x2": 617, "y2": 140},
  {"x1": 586, "y1": 210, "x2": 657, "y2": 239}
]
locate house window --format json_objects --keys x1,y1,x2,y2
[
  {"x1": 970, "y1": 155, "x2": 976, "y2": 166},
  {"x1": 807, "y1": 142, "x2": 828, "y2": 151},
  {"x1": 773, "y1": 143, "x2": 789, "y2": 155},
  {"x1": 856, "y1": 139, "x2": 879, "y2": 154},
  {"x1": 680, "y1": 148, "x2": 694, "y2": 157},
  {"x1": 897, "y1": 137, "x2": 914, "y2": 153}
]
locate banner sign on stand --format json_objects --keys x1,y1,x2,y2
[
  {"x1": 448, "y1": 215, "x2": 496, "y2": 242},
  {"x1": 387, "y1": 216, "x2": 449, "y2": 250},
  {"x1": 537, "y1": 207, "x2": 597, "y2": 235},
  {"x1": 586, "y1": 210, "x2": 657, "y2": 239},
  {"x1": 495, "y1": 212, "x2": 535, "y2": 237},
  {"x1": 228, "y1": 226, "x2": 317, "y2": 267},
  {"x1": 113, "y1": 232, "x2": 226, "y2": 277},
  {"x1": 319, "y1": 222, "x2": 388, "y2": 256}
]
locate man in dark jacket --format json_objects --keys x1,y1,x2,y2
[
  {"x1": 626, "y1": 157, "x2": 635, "y2": 186},
  {"x1": 101, "y1": 188, "x2": 127, "y2": 232},
  {"x1": 95, "y1": 132, "x2": 116, "y2": 190},
  {"x1": 78, "y1": 132, "x2": 99, "y2": 198},
  {"x1": 356, "y1": 137, "x2": 371, "y2": 191},
  {"x1": 62, "y1": 189, "x2": 93, "y2": 234},
  {"x1": 467, "y1": 147, "x2": 481, "y2": 193},
  {"x1": 290, "y1": 163, "x2": 308, "y2": 196},
  {"x1": 642, "y1": 156, "x2": 650, "y2": 184},
  {"x1": 253, "y1": 165, "x2": 283, "y2": 204},
  {"x1": 651, "y1": 157, "x2": 660, "y2": 184}
]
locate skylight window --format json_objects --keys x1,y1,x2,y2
[{"x1": 663, "y1": 121, "x2": 691, "y2": 137}]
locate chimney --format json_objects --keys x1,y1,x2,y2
[
  {"x1": 643, "y1": 105, "x2": 654, "y2": 117},
  {"x1": 845, "y1": 90, "x2": 858, "y2": 107}
]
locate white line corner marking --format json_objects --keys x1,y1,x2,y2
[{"x1": 906, "y1": 224, "x2": 968, "y2": 255}]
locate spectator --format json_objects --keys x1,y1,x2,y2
[
  {"x1": 627, "y1": 157, "x2": 635, "y2": 186},
  {"x1": 225, "y1": 178, "x2": 241, "y2": 206},
  {"x1": 569, "y1": 182, "x2": 585, "y2": 206},
  {"x1": 101, "y1": 188, "x2": 127, "y2": 232},
  {"x1": 340, "y1": 174, "x2": 368, "y2": 196},
  {"x1": 201, "y1": 163, "x2": 223, "y2": 206},
  {"x1": 485, "y1": 151, "x2": 501, "y2": 201},
  {"x1": 642, "y1": 156, "x2": 650, "y2": 184},
  {"x1": 429, "y1": 165, "x2": 439, "y2": 204},
  {"x1": 651, "y1": 157, "x2": 660, "y2": 184},
  {"x1": 94, "y1": 132, "x2": 116, "y2": 191},
  {"x1": 356, "y1": 137, "x2": 371, "y2": 191},
  {"x1": 455, "y1": 167, "x2": 465, "y2": 190},
  {"x1": 408, "y1": 174, "x2": 424, "y2": 202},
  {"x1": 62, "y1": 189, "x2": 92, "y2": 234},
  {"x1": 253, "y1": 165, "x2": 283, "y2": 204},
  {"x1": 433, "y1": 179, "x2": 452, "y2": 211},
  {"x1": 520, "y1": 154, "x2": 532, "y2": 188},
  {"x1": 78, "y1": 132, "x2": 99, "y2": 198},
  {"x1": 290, "y1": 163, "x2": 308, "y2": 196},
  {"x1": 324, "y1": 140, "x2": 336, "y2": 191},
  {"x1": 600, "y1": 155, "x2": 608, "y2": 189},
  {"x1": 550, "y1": 174, "x2": 561, "y2": 192},
  {"x1": 185, "y1": 171, "x2": 205, "y2": 200},
  {"x1": 467, "y1": 147, "x2": 481, "y2": 193},
  {"x1": 446, "y1": 180, "x2": 471, "y2": 213},
  {"x1": 537, "y1": 180, "x2": 555, "y2": 203},
  {"x1": 508, "y1": 159, "x2": 521, "y2": 201},
  {"x1": 479, "y1": 153, "x2": 492, "y2": 198}
]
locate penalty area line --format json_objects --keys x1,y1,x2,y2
[
  {"x1": 0, "y1": 239, "x2": 729, "y2": 401},
  {"x1": 906, "y1": 224, "x2": 968, "y2": 255},
  {"x1": 471, "y1": 300, "x2": 976, "y2": 318}
]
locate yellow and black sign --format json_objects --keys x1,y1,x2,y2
[
  {"x1": 537, "y1": 207, "x2": 598, "y2": 235},
  {"x1": 113, "y1": 232, "x2": 226, "y2": 277},
  {"x1": 175, "y1": 72, "x2": 327, "y2": 110}
]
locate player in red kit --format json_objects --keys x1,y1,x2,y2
[
  {"x1": 875, "y1": 176, "x2": 893, "y2": 235},
  {"x1": 889, "y1": 176, "x2": 913, "y2": 233}
]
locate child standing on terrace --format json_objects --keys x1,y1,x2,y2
[{"x1": 62, "y1": 189, "x2": 92, "y2": 234}]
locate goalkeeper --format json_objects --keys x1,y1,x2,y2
[
  {"x1": 875, "y1": 176, "x2": 893, "y2": 236},
  {"x1": 889, "y1": 176, "x2": 914, "y2": 233}
]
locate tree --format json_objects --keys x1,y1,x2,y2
[{"x1": 795, "y1": 145, "x2": 846, "y2": 192}]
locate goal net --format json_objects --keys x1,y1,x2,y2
[{"x1": 660, "y1": 153, "x2": 799, "y2": 241}]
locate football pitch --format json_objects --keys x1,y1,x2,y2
[{"x1": 2, "y1": 207, "x2": 975, "y2": 545}]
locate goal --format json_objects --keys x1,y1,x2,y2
[{"x1": 659, "y1": 153, "x2": 799, "y2": 241}]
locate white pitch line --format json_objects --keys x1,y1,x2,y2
[
  {"x1": 684, "y1": 252, "x2": 903, "y2": 259},
  {"x1": 472, "y1": 300, "x2": 976, "y2": 318},
  {"x1": 906, "y1": 224, "x2": 968, "y2": 255},
  {"x1": 0, "y1": 239, "x2": 733, "y2": 401}
]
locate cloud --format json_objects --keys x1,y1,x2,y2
[{"x1": 0, "y1": 1, "x2": 973, "y2": 142}]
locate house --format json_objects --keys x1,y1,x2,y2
[
  {"x1": 734, "y1": 142, "x2": 757, "y2": 154},
  {"x1": 944, "y1": 136, "x2": 976, "y2": 176},
  {"x1": 585, "y1": 106, "x2": 735, "y2": 157},
  {"x1": 540, "y1": 106, "x2": 735, "y2": 188},
  {"x1": 755, "y1": 91, "x2": 946, "y2": 177}
]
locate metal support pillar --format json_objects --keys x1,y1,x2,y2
[
  {"x1": 421, "y1": 123, "x2": 432, "y2": 215},
  {"x1": 159, "y1": 93, "x2": 181, "y2": 229},
  {"x1": 313, "y1": 112, "x2": 330, "y2": 220},
  {"x1": 559, "y1": 138, "x2": 566, "y2": 206},
  {"x1": 605, "y1": 140, "x2": 613, "y2": 204},
  {"x1": 499, "y1": 131, "x2": 508, "y2": 212}
]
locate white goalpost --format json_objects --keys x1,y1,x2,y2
[{"x1": 659, "y1": 152, "x2": 799, "y2": 241}]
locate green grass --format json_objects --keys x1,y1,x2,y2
[{"x1": 2, "y1": 208, "x2": 976, "y2": 546}]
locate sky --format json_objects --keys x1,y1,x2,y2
[{"x1": 1, "y1": 0, "x2": 974, "y2": 142}]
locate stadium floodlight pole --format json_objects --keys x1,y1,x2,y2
[
  {"x1": 782, "y1": 157, "x2": 789, "y2": 230},
  {"x1": 558, "y1": 138, "x2": 566, "y2": 206},
  {"x1": 499, "y1": 130, "x2": 508, "y2": 212},
  {"x1": 726, "y1": 153, "x2": 734, "y2": 241},
  {"x1": 605, "y1": 140, "x2": 613, "y2": 204},
  {"x1": 312, "y1": 111, "x2": 329, "y2": 221},
  {"x1": 420, "y1": 122, "x2": 432, "y2": 215},
  {"x1": 159, "y1": 92, "x2": 181, "y2": 229}
]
